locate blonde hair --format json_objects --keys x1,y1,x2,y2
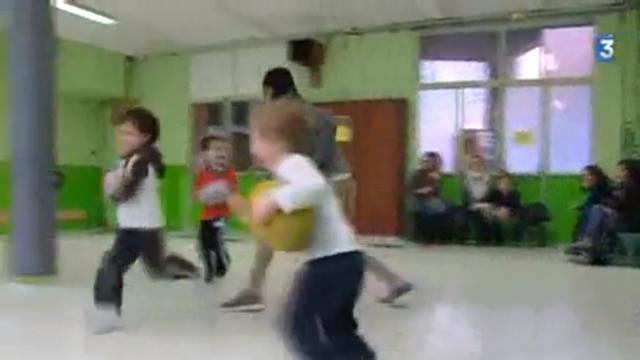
[{"x1": 250, "y1": 98, "x2": 310, "y2": 153}]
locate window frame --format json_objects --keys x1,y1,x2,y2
[
  {"x1": 194, "y1": 96, "x2": 260, "y2": 173},
  {"x1": 418, "y1": 17, "x2": 595, "y2": 175}
]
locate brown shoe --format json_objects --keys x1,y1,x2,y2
[{"x1": 220, "y1": 290, "x2": 266, "y2": 312}]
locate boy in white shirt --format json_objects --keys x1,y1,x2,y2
[
  {"x1": 93, "y1": 107, "x2": 200, "y2": 334},
  {"x1": 250, "y1": 99, "x2": 376, "y2": 359}
]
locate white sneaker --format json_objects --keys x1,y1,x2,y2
[{"x1": 89, "y1": 305, "x2": 123, "y2": 335}]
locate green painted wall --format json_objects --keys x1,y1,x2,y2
[
  {"x1": 130, "y1": 55, "x2": 192, "y2": 230},
  {"x1": 593, "y1": 11, "x2": 639, "y2": 173},
  {"x1": 0, "y1": 36, "x2": 126, "y2": 233},
  {"x1": 57, "y1": 40, "x2": 125, "y2": 99}
]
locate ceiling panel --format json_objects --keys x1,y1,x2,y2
[{"x1": 52, "y1": 0, "x2": 625, "y2": 55}]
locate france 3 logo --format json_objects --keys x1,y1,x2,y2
[{"x1": 595, "y1": 34, "x2": 615, "y2": 63}]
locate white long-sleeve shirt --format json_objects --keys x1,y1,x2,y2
[{"x1": 271, "y1": 154, "x2": 359, "y2": 259}]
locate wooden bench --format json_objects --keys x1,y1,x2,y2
[{"x1": 0, "y1": 210, "x2": 88, "y2": 225}]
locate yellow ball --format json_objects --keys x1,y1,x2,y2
[{"x1": 250, "y1": 181, "x2": 314, "y2": 252}]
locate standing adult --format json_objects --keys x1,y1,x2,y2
[{"x1": 222, "y1": 67, "x2": 413, "y2": 311}]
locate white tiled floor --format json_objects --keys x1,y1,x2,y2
[{"x1": 1, "y1": 234, "x2": 640, "y2": 360}]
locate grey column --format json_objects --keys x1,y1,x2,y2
[{"x1": 9, "y1": 0, "x2": 57, "y2": 276}]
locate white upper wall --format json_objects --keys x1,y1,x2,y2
[
  {"x1": 55, "y1": 0, "x2": 625, "y2": 55},
  {"x1": 189, "y1": 43, "x2": 288, "y2": 100}
]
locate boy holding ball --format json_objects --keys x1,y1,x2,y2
[{"x1": 249, "y1": 99, "x2": 375, "y2": 359}]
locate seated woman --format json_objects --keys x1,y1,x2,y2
[
  {"x1": 484, "y1": 171, "x2": 522, "y2": 245},
  {"x1": 571, "y1": 165, "x2": 612, "y2": 244},
  {"x1": 462, "y1": 154, "x2": 493, "y2": 244},
  {"x1": 410, "y1": 152, "x2": 451, "y2": 242},
  {"x1": 568, "y1": 159, "x2": 640, "y2": 262}
]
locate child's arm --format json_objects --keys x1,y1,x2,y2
[{"x1": 271, "y1": 155, "x2": 328, "y2": 214}]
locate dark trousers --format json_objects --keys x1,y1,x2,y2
[
  {"x1": 283, "y1": 251, "x2": 375, "y2": 360},
  {"x1": 198, "y1": 219, "x2": 230, "y2": 280},
  {"x1": 468, "y1": 210, "x2": 492, "y2": 244},
  {"x1": 93, "y1": 229, "x2": 199, "y2": 312}
]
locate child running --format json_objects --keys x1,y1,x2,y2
[
  {"x1": 249, "y1": 99, "x2": 376, "y2": 359},
  {"x1": 222, "y1": 66, "x2": 413, "y2": 312},
  {"x1": 92, "y1": 107, "x2": 200, "y2": 334},
  {"x1": 195, "y1": 135, "x2": 237, "y2": 283}
]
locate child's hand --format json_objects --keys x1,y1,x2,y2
[
  {"x1": 228, "y1": 193, "x2": 251, "y2": 221},
  {"x1": 103, "y1": 169, "x2": 124, "y2": 196},
  {"x1": 252, "y1": 197, "x2": 280, "y2": 226}
]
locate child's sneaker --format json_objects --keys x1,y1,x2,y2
[
  {"x1": 220, "y1": 290, "x2": 266, "y2": 312},
  {"x1": 379, "y1": 282, "x2": 414, "y2": 305},
  {"x1": 89, "y1": 305, "x2": 123, "y2": 335}
]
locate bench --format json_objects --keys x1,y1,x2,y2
[{"x1": 0, "y1": 210, "x2": 88, "y2": 225}]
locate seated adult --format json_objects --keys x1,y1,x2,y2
[
  {"x1": 410, "y1": 152, "x2": 451, "y2": 242},
  {"x1": 462, "y1": 154, "x2": 493, "y2": 244},
  {"x1": 568, "y1": 159, "x2": 640, "y2": 262},
  {"x1": 483, "y1": 171, "x2": 522, "y2": 245},
  {"x1": 570, "y1": 165, "x2": 612, "y2": 245}
]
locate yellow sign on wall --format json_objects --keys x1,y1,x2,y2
[
  {"x1": 514, "y1": 130, "x2": 535, "y2": 146},
  {"x1": 336, "y1": 125, "x2": 353, "y2": 142}
]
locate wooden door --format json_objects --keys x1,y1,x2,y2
[{"x1": 317, "y1": 100, "x2": 407, "y2": 236}]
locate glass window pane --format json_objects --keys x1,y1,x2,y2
[
  {"x1": 549, "y1": 86, "x2": 592, "y2": 173},
  {"x1": 231, "y1": 132, "x2": 251, "y2": 171},
  {"x1": 461, "y1": 88, "x2": 489, "y2": 130},
  {"x1": 505, "y1": 87, "x2": 542, "y2": 173},
  {"x1": 419, "y1": 89, "x2": 458, "y2": 172},
  {"x1": 231, "y1": 101, "x2": 250, "y2": 128},
  {"x1": 206, "y1": 103, "x2": 223, "y2": 127},
  {"x1": 507, "y1": 26, "x2": 594, "y2": 79},
  {"x1": 420, "y1": 60, "x2": 490, "y2": 83},
  {"x1": 420, "y1": 32, "x2": 497, "y2": 83}
]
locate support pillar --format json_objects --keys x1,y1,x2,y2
[{"x1": 10, "y1": 0, "x2": 57, "y2": 276}]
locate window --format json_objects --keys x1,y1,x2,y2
[
  {"x1": 418, "y1": 88, "x2": 491, "y2": 171},
  {"x1": 505, "y1": 87, "x2": 543, "y2": 173},
  {"x1": 507, "y1": 26, "x2": 595, "y2": 80},
  {"x1": 192, "y1": 99, "x2": 258, "y2": 172},
  {"x1": 548, "y1": 85, "x2": 592, "y2": 172},
  {"x1": 420, "y1": 32, "x2": 498, "y2": 83},
  {"x1": 418, "y1": 25, "x2": 594, "y2": 174}
]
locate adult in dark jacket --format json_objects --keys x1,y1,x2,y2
[
  {"x1": 410, "y1": 151, "x2": 457, "y2": 242},
  {"x1": 222, "y1": 67, "x2": 413, "y2": 311},
  {"x1": 568, "y1": 159, "x2": 640, "y2": 262},
  {"x1": 484, "y1": 171, "x2": 522, "y2": 245}
]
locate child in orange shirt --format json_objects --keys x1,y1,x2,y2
[{"x1": 195, "y1": 135, "x2": 238, "y2": 283}]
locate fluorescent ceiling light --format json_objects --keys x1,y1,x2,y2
[{"x1": 53, "y1": 0, "x2": 117, "y2": 25}]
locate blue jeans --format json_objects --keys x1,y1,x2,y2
[
  {"x1": 583, "y1": 205, "x2": 614, "y2": 244},
  {"x1": 420, "y1": 198, "x2": 448, "y2": 216}
]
